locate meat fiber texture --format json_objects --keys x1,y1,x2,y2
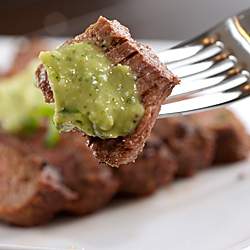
[
  {"x1": 0, "y1": 132, "x2": 76, "y2": 226},
  {"x1": 35, "y1": 16, "x2": 179, "y2": 167},
  {"x1": 28, "y1": 129, "x2": 120, "y2": 216}
]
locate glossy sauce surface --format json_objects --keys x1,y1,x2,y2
[{"x1": 40, "y1": 41, "x2": 144, "y2": 139}]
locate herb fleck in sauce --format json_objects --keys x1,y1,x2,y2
[{"x1": 39, "y1": 41, "x2": 144, "y2": 139}]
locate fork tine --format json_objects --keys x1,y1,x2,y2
[
  {"x1": 162, "y1": 41, "x2": 224, "y2": 68},
  {"x1": 175, "y1": 54, "x2": 237, "y2": 82},
  {"x1": 173, "y1": 53, "x2": 237, "y2": 80},
  {"x1": 159, "y1": 70, "x2": 250, "y2": 118},
  {"x1": 157, "y1": 44, "x2": 204, "y2": 64},
  {"x1": 169, "y1": 69, "x2": 241, "y2": 99}
]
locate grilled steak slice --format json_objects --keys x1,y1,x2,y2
[
  {"x1": 190, "y1": 108, "x2": 250, "y2": 163},
  {"x1": 114, "y1": 134, "x2": 177, "y2": 196},
  {"x1": 152, "y1": 116, "x2": 215, "y2": 177},
  {"x1": 28, "y1": 127, "x2": 119, "y2": 215},
  {"x1": 0, "y1": 132, "x2": 76, "y2": 226},
  {"x1": 35, "y1": 16, "x2": 179, "y2": 167}
]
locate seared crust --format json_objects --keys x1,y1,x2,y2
[
  {"x1": 0, "y1": 132, "x2": 76, "y2": 226},
  {"x1": 114, "y1": 134, "x2": 177, "y2": 196},
  {"x1": 190, "y1": 108, "x2": 250, "y2": 163},
  {"x1": 35, "y1": 63, "x2": 54, "y2": 103},
  {"x1": 28, "y1": 128, "x2": 120, "y2": 215},
  {"x1": 35, "y1": 16, "x2": 179, "y2": 167},
  {"x1": 152, "y1": 116, "x2": 215, "y2": 177}
]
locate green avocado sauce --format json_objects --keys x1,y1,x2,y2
[
  {"x1": 0, "y1": 60, "x2": 59, "y2": 147},
  {"x1": 39, "y1": 41, "x2": 145, "y2": 139}
]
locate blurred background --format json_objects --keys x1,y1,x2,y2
[{"x1": 0, "y1": 0, "x2": 250, "y2": 41}]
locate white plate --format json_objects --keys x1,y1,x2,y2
[{"x1": 0, "y1": 38, "x2": 250, "y2": 250}]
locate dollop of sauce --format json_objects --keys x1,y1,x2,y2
[{"x1": 39, "y1": 41, "x2": 144, "y2": 139}]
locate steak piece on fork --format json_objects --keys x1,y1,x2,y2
[{"x1": 35, "y1": 16, "x2": 179, "y2": 167}]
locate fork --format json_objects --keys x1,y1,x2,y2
[{"x1": 158, "y1": 8, "x2": 250, "y2": 118}]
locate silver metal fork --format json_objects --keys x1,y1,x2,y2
[{"x1": 158, "y1": 8, "x2": 250, "y2": 118}]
